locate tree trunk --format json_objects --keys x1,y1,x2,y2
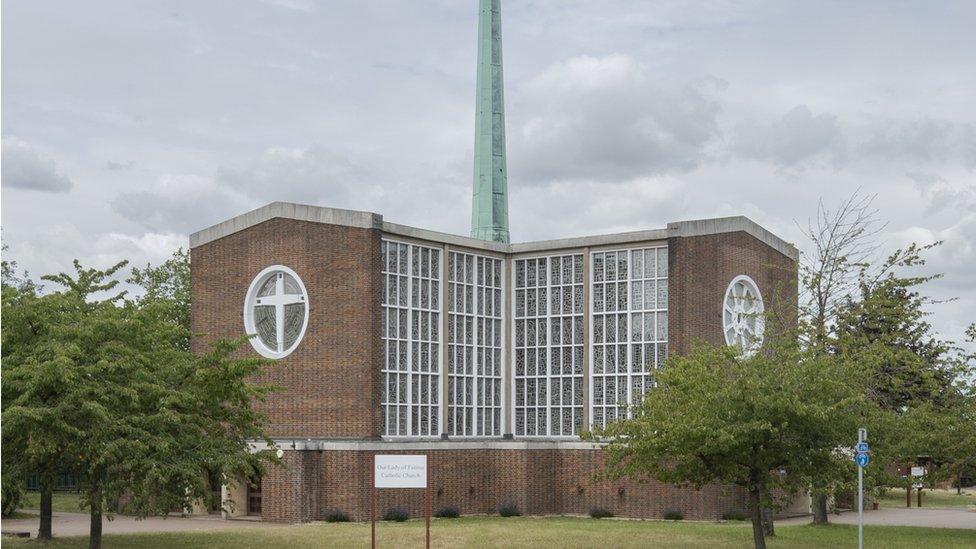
[
  {"x1": 762, "y1": 506, "x2": 775, "y2": 537},
  {"x1": 811, "y1": 492, "x2": 829, "y2": 525},
  {"x1": 958, "y1": 473, "x2": 963, "y2": 495},
  {"x1": 906, "y1": 486, "x2": 911, "y2": 508},
  {"x1": 748, "y1": 487, "x2": 767, "y2": 549},
  {"x1": 38, "y1": 473, "x2": 54, "y2": 540},
  {"x1": 759, "y1": 485, "x2": 775, "y2": 536},
  {"x1": 88, "y1": 483, "x2": 102, "y2": 549}
]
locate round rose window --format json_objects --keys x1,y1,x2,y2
[
  {"x1": 243, "y1": 265, "x2": 309, "y2": 359},
  {"x1": 722, "y1": 275, "x2": 764, "y2": 356}
]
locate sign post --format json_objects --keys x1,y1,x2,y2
[
  {"x1": 855, "y1": 428, "x2": 869, "y2": 549},
  {"x1": 372, "y1": 454, "x2": 429, "y2": 549},
  {"x1": 371, "y1": 461, "x2": 376, "y2": 549},
  {"x1": 911, "y1": 466, "x2": 926, "y2": 508}
]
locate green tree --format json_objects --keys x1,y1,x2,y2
[
  {"x1": 594, "y1": 331, "x2": 865, "y2": 549},
  {"x1": 835, "y1": 243, "x2": 962, "y2": 409},
  {"x1": 128, "y1": 248, "x2": 190, "y2": 350},
  {"x1": 1, "y1": 250, "x2": 64, "y2": 538},
  {"x1": 834, "y1": 243, "x2": 974, "y2": 504},
  {"x1": 889, "y1": 325, "x2": 976, "y2": 496},
  {"x1": 796, "y1": 193, "x2": 883, "y2": 523},
  {"x1": 2, "y1": 259, "x2": 275, "y2": 549}
]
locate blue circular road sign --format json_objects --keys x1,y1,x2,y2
[{"x1": 855, "y1": 452, "x2": 869, "y2": 467}]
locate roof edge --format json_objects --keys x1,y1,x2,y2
[
  {"x1": 667, "y1": 216, "x2": 798, "y2": 261},
  {"x1": 510, "y1": 229, "x2": 669, "y2": 254},
  {"x1": 189, "y1": 202, "x2": 799, "y2": 261},
  {"x1": 189, "y1": 202, "x2": 383, "y2": 248},
  {"x1": 382, "y1": 221, "x2": 510, "y2": 253}
]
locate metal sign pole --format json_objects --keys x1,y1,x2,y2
[
  {"x1": 858, "y1": 456, "x2": 863, "y2": 549},
  {"x1": 371, "y1": 455, "x2": 376, "y2": 549},
  {"x1": 857, "y1": 427, "x2": 867, "y2": 549},
  {"x1": 373, "y1": 454, "x2": 428, "y2": 549}
]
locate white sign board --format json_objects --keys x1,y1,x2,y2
[
  {"x1": 374, "y1": 455, "x2": 427, "y2": 488},
  {"x1": 911, "y1": 466, "x2": 926, "y2": 477}
]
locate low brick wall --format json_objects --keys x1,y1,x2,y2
[{"x1": 261, "y1": 448, "x2": 747, "y2": 523}]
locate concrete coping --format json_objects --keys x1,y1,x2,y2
[{"x1": 189, "y1": 201, "x2": 799, "y2": 261}]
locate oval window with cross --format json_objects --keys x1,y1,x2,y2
[
  {"x1": 243, "y1": 265, "x2": 309, "y2": 359},
  {"x1": 722, "y1": 275, "x2": 764, "y2": 356}
]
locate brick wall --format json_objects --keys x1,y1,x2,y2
[
  {"x1": 190, "y1": 218, "x2": 383, "y2": 438},
  {"x1": 261, "y1": 449, "x2": 747, "y2": 523},
  {"x1": 668, "y1": 230, "x2": 797, "y2": 356},
  {"x1": 262, "y1": 450, "x2": 322, "y2": 523}
]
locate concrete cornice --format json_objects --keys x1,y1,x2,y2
[
  {"x1": 382, "y1": 221, "x2": 509, "y2": 253},
  {"x1": 249, "y1": 438, "x2": 605, "y2": 452},
  {"x1": 189, "y1": 201, "x2": 798, "y2": 261},
  {"x1": 667, "y1": 216, "x2": 799, "y2": 261},
  {"x1": 189, "y1": 202, "x2": 383, "y2": 249},
  {"x1": 509, "y1": 229, "x2": 669, "y2": 254}
]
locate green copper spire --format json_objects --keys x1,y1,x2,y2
[{"x1": 470, "y1": 0, "x2": 510, "y2": 243}]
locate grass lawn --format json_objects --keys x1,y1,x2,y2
[
  {"x1": 876, "y1": 487, "x2": 976, "y2": 509},
  {"x1": 18, "y1": 492, "x2": 86, "y2": 513},
  {"x1": 3, "y1": 517, "x2": 975, "y2": 548}
]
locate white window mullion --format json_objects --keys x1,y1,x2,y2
[
  {"x1": 472, "y1": 259, "x2": 476, "y2": 435},
  {"x1": 406, "y1": 247, "x2": 413, "y2": 437}
]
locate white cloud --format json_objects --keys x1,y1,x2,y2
[
  {"x1": 6, "y1": 222, "x2": 184, "y2": 282},
  {"x1": 732, "y1": 106, "x2": 846, "y2": 168},
  {"x1": 891, "y1": 214, "x2": 976, "y2": 293},
  {"x1": 1, "y1": 137, "x2": 73, "y2": 192},
  {"x1": 510, "y1": 55, "x2": 722, "y2": 184},
  {"x1": 111, "y1": 174, "x2": 250, "y2": 234},
  {"x1": 259, "y1": 0, "x2": 315, "y2": 12},
  {"x1": 216, "y1": 146, "x2": 375, "y2": 206},
  {"x1": 858, "y1": 118, "x2": 976, "y2": 168}
]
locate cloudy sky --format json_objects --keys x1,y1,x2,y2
[{"x1": 2, "y1": 0, "x2": 974, "y2": 346}]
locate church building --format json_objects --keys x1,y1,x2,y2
[{"x1": 189, "y1": 0, "x2": 798, "y2": 522}]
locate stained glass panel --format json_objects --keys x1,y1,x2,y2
[
  {"x1": 381, "y1": 240, "x2": 441, "y2": 437},
  {"x1": 514, "y1": 254, "x2": 583, "y2": 437},
  {"x1": 591, "y1": 246, "x2": 668, "y2": 430},
  {"x1": 448, "y1": 251, "x2": 503, "y2": 437}
]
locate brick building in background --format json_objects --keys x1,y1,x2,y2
[{"x1": 189, "y1": 202, "x2": 798, "y2": 522}]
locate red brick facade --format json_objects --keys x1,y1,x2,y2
[
  {"x1": 669, "y1": 231, "x2": 797, "y2": 356},
  {"x1": 260, "y1": 448, "x2": 747, "y2": 522},
  {"x1": 191, "y1": 211, "x2": 796, "y2": 524},
  {"x1": 191, "y1": 217, "x2": 384, "y2": 438}
]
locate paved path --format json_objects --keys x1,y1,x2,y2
[
  {"x1": 779, "y1": 507, "x2": 976, "y2": 529},
  {"x1": 4, "y1": 507, "x2": 973, "y2": 540},
  {"x1": 2, "y1": 511, "x2": 284, "y2": 538}
]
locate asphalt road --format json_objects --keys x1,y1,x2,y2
[{"x1": 778, "y1": 507, "x2": 976, "y2": 529}]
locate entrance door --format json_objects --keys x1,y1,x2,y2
[
  {"x1": 208, "y1": 471, "x2": 222, "y2": 514},
  {"x1": 247, "y1": 482, "x2": 262, "y2": 516}
]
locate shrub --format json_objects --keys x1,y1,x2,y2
[
  {"x1": 1, "y1": 479, "x2": 22, "y2": 518},
  {"x1": 324, "y1": 509, "x2": 349, "y2": 523},
  {"x1": 721, "y1": 509, "x2": 747, "y2": 521},
  {"x1": 383, "y1": 507, "x2": 410, "y2": 522},
  {"x1": 663, "y1": 509, "x2": 684, "y2": 521},
  {"x1": 435, "y1": 506, "x2": 460, "y2": 518},
  {"x1": 498, "y1": 503, "x2": 522, "y2": 517},
  {"x1": 589, "y1": 507, "x2": 614, "y2": 519}
]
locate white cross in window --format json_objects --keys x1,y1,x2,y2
[{"x1": 254, "y1": 272, "x2": 306, "y2": 353}]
